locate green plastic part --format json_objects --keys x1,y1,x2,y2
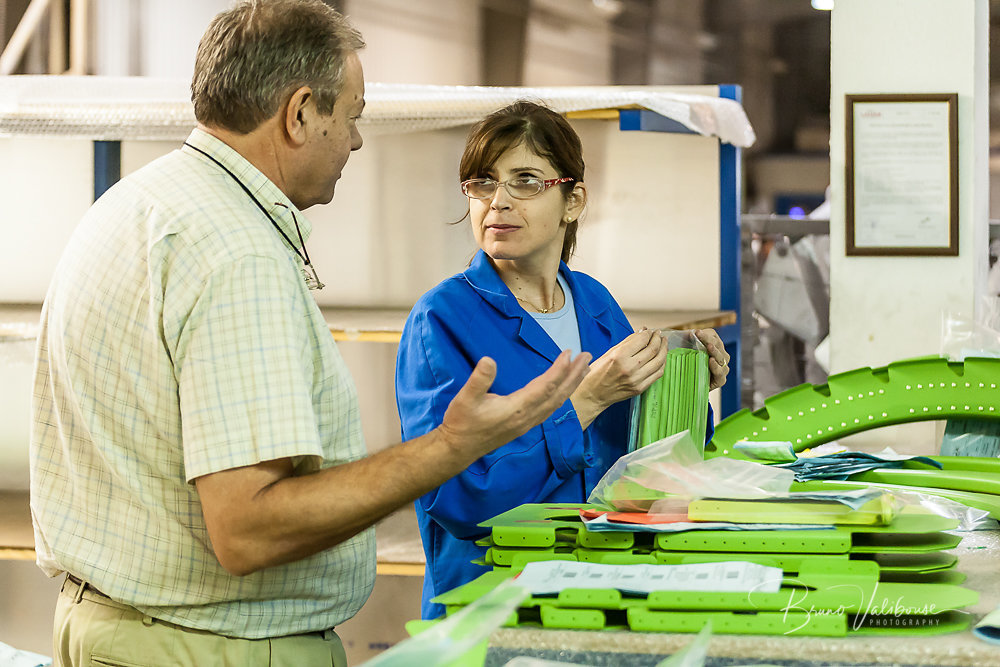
[
  {"x1": 539, "y1": 605, "x2": 607, "y2": 630},
  {"x1": 628, "y1": 608, "x2": 846, "y2": 636},
  {"x1": 636, "y1": 348, "x2": 710, "y2": 449},
  {"x1": 849, "y1": 468, "x2": 1000, "y2": 495},
  {"x1": 705, "y1": 356, "x2": 1000, "y2": 458},
  {"x1": 880, "y1": 570, "x2": 967, "y2": 586},
  {"x1": 486, "y1": 548, "x2": 956, "y2": 583},
  {"x1": 790, "y1": 479, "x2": 1000, "y2": 519},
  {"x1": 654, "y1": 527, "x2": 851, "y2": 553},
  {"x1": 686, "y1": 494, "x2": 896, "y2": 525},
  {"x1": 912, "y1": 455, "x2": 1000, "y2": 473},
  {"x1": 652, "y1": 550, "x2": 956, "y2": 576},
  {"x1": 652, "y1": 529, "x2": 963, "y2": 554},
  {"x1": 486, "y1": 547, "x2": 575, "y2": 567},
  {"x1": 434, "y1": 560, "x2": 978, "y2": 637},
  {"x1": 654, "y1": 512, "x2": 959, "y2": 553},
  {"x1": 479, "y1": 503, "x2": 637, "y2": 549},
  {"x1": 477, "y1": 503, "x2": 959, "y2": 556}
]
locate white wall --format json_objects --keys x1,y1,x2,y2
[
  {"x1": 347, "y1": 0, "x2": 479, "y2": 85},
  {"x1": 523, "y1": 0, "x2": 614, "y2": 86},
  {"x1": 829, "y1": 0, "x2": 989, "y2": 453}
]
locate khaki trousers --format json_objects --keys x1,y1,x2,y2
[{"x1": 53, "y1": 575, "x2": 348, "y2": 667}]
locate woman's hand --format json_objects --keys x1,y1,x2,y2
[
  {"x1": 694, "y1": 328, "x2": 730, "y2": 390},
  {"x1": 571, "y1": 329, "x2": 667, "y2": 429}
]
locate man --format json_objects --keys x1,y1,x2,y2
[{"x1": 29, "y1": 1, "x2": 590, "y2": 665}]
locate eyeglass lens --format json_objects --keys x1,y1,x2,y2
[{"x1": 464, "y1": 178, "x2": 544, "y2": 199}]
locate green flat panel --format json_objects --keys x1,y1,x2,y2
[
  {"x1": 506, "y1": 552, "x2": 577, "y2": 569},
  {"x1": 436, "y1": 566, "x2": 977, "y2": 638},
  {"x1": 850, "y1": 468, "x2": 1000, "y2": 495},
  {"x1": 879, "y1": 570, "x2": 966, "y2": 585},
  {"x1": 481, "y1": 503, "x2": 636, "y2": 549},
  {"x1": 655, "y1": 529, "x2": 852, "y2": 553},
  {"x1": 790, "y1": 479, "x2": 1000, "y2": 519},
  {"x1": 849, "y1": 531, "x2": 962, "y2": 553},
  {"x1": 706, "y1": 356, "x2": 1000, "y2": 458},
  {"x1": 539, "y1": 605, "x2": 607, "y2": 630},
  {"x1": 487, "y1": 546, "x2": 573, "y2": 566},
  {"x1": 554, "y1": 588, "x2": 625, "y2": 608},
  {"x1": 653, "y1": 551, "x2": 823, "y2": 570},
  {"x1": 627, "y1": 609, "x2": 847, "y2": 636},
  {"x1": 653, "y1": 517, "x2": 958, "y2": 553},
  {"x1": 868, "y1": 551, "x2": 957, "y2": 573},
  {"x1": 687, "y1": 495, "x2": 896, "y2": 525},
  {"x1": 914, "y1": 456, "x2": 1000, "y2": 473},
  {"x1": 649, "y1": 550, "x2": 955, "y2": 576},
  {"x1": 574, "y1": 549, "x2": 658, "y2": 565}
]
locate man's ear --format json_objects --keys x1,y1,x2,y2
[{"x1": 283, "y1": 86, "x2": 313, "y2": 147}]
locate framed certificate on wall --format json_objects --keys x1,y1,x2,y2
[{"x1": 845, "y1": 93, "x2": 958, "y2": 256}]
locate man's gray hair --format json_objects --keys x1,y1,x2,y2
[{"x1": 192, "y1": 0, "x2": 365, "y2": 134}]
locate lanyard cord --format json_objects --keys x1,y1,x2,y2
[{"x1": 182, "y1": 142, "x2": 320, "y2": 279}]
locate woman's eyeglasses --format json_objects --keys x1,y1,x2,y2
[{"x1": 461, "y1": 176, "x2": 574, "y2": 200}]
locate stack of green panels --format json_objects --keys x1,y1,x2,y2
[
  {"x1": 435, "y1": 561, "x2": 976, "y2": 637},
  {"x1": 454, "y1": 503, "x2": 978, "y2": 636},
  {"x1": 635, "y1": 347, "x2": 710, "y2": 449}
]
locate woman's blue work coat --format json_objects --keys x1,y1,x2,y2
[{"x1": 395, "y1": 250, "x2": 712, "y2": 619}]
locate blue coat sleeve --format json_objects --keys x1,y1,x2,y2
[{"x1": 395, "y1": 292, "x2": 592, "y2": 541}]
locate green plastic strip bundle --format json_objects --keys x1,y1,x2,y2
[{"x1": 635, "y1": 345, "x2": 710, "y2": 450}]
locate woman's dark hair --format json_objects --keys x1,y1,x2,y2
[{"x1": 460, "y1": 100, "x2": 585, "y2": 263}]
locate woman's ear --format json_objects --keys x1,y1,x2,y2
[{"x1": 566, "y1": 182, "x2": 587, "y2": 221}]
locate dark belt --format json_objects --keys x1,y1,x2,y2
[{"x1": 66, "y1": 573, "x2": 112, "y2": 601}]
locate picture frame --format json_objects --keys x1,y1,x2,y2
[{"x1": 845, "y1": 93, "x2": 958, "y2": 256}]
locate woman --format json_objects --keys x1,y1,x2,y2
[{"x1": 395, "y1": 101, "x2": 730, "y2": 619}]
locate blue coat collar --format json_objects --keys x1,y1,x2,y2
[{"x1": 462, "y1": 249, "x2": 613, "y2": 362}]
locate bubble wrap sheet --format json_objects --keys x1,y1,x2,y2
[{"x1": 0, "y1": 76, "x2": 755, "y2": 147}]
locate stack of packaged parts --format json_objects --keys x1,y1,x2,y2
[
  {"x1": 450, "y1": 502, "x2": 978, "y2": 636},
  {"x1": 629, "y1": 331, "x2": 710, "y2": 452}
]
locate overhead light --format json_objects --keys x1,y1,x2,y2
[
  {"x1": 811, "y1": 0, "x2": 834, "y2": 9},
  {"x1": 592, "y1": 0, "x2": 624, "y2": 17}
]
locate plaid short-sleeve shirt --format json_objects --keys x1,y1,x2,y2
[{"x1": 30, "y1": 128, "x2": 375, "y2": 639}]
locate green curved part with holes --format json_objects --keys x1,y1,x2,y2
[{"x1": 705, "y1": 356, "x2": 1000, "y2": 458}]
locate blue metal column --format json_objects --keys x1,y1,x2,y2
[
  {"x1": 717, "y1": 85, "x2": 743, "y2": 419},
  {"x1": 93, "y1": 140, "x2": 121, "y2": 201}
]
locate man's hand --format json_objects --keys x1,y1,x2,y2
[
  {"x1": 435, "y1": 349, "x2": 591, "y2": 458},
  {"x1": 570, "y1": 329, "x2": 666, "y2": 429},
  {"x1": 694, "y1": 328, "x2": 730, "y2": 390}
]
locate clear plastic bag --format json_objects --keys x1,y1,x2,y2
[
  {"x1": 940, "y1": 297, "x2": 1000, "y2": 362},
  {"x1": 588, "y1": 431, "x2": 795, "y2": 512},
  {"x1": 940, "y1": 298, "x2": 1000, "y2": 457},
  {"x1": 362, "y1": 580, "x2": 529, "y2": 666},
  {"x1": 887, "y1": 489, "x2": 994, "y2": 532}
]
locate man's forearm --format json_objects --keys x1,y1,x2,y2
[{"x1": 197, "y1": 427, "x2": 476, "y2": 575}]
